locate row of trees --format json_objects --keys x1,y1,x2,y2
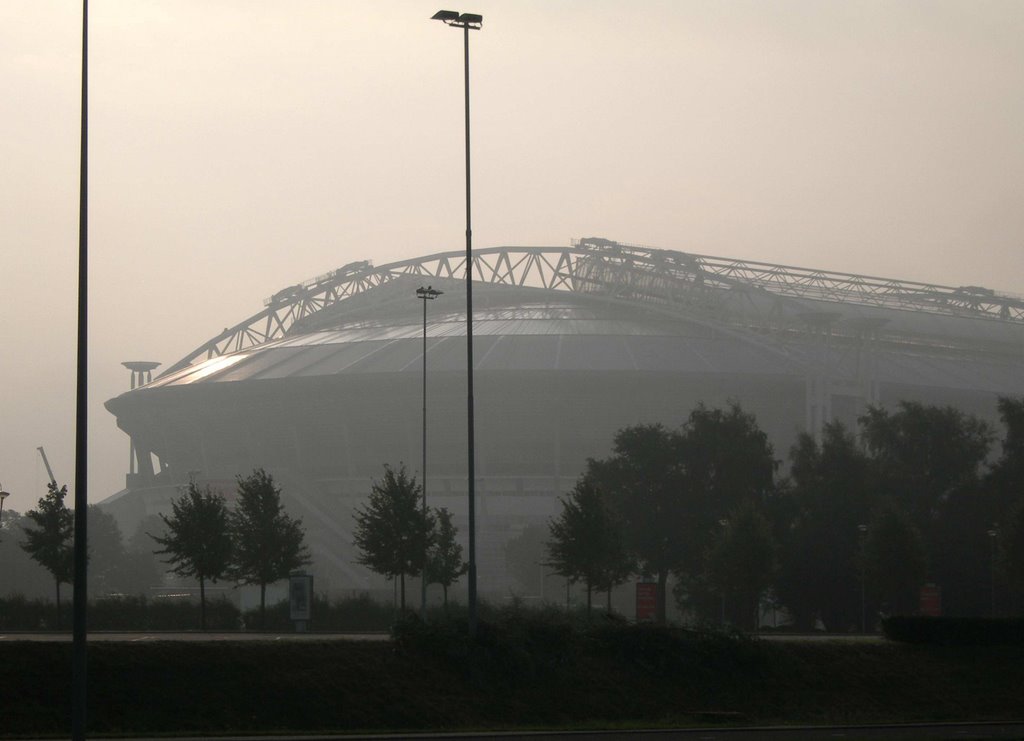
[
  {"x1": 7, "y1": 469, "x2": 309, "y2": 629},
  {"x1": 154, "y1": 469, "x2": 309, "y2": 628},
  {"x1": 543, "y1": 398, "x2": 1024, "y2": 628},
  {"x1": 352, "y1": 464, "x2": 467, "y2": 610}
]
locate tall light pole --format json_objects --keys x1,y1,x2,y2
[
  {"x1": 431, "y1": 8, "x2": 482, "y2": 637},
  {"x1": 73, "y1": 2, "x2": 90, "y2": 739},
  {"x1": 858, "y1": 524, "x2": 868, "y2": 633},
  {"x1": 416, "y1": 285, "x2": 442, "y2": 617},
  {"x1": 988, "y1": 527, "x2": 999, "y2": 617}
]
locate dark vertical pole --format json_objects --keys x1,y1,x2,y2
[
  {"x1": 463, "y1": 22, "x2": 477, "y2": 638},
  {"x1": 990, "y1": 532, "x2": 997, "y2": 618},
  {"x1": 72, "y1": 1, "x2": 89, "y2": 739},
  {"x1": 420, "y1": 295, "x2": 428, "y2": 618}
]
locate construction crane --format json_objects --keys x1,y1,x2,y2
[{"x1": 37, "y1": 446, "x2": 57, "y2": 487}]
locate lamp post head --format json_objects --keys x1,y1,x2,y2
[
  {"x1": 416, "y1": 286, "x2": 444, "y2": 300},
  {"x1": 0, "y1": 487, "x2": 8, "y2": 503},
  {"x1": 431, "y1": 9, "x2": 483, "y2": 28}
]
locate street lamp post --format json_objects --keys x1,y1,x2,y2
[
  {"x1": 73, "y1": 2, "x2": 90, "y2": 739},
  {"x1": 858, "y1": 524, "x2": 868, "y2": 633},
  {"x1": 431, "y1": 8, "x2": 482, "y2": 637},
  {"x1": 988, "y1": 527, "x2": 999, "y2": 617},
  {"x1": 416, "y1": 286, "x2": 442, "y2": 618},
  {"x1": 718, "y1": 518, "x2": 728, "y2": 625}
]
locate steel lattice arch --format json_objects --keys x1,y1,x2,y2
[{"x1": 104, "y1": 239, "x2": 1024, "y2": 597}]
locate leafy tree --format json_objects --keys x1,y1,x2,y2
[
  {"x1": 989, "y1": 398, "x2": 1024, "y2": 611},
  {"x1": 152, "y1": 482, "x2": 233, "y2": 629},
  {"x1": 87, "y1": 506, "x2": 128, "y2": 597},
  {"x1": 861, "y1": 402, "x2": 994, "y2": 617},
  {"x1": 999, "y1": 499, "x2": 1024, "y2": 613},
  {"x1": 547, "y1": 477, "x2": 632, "y2": 615},
  {"x1": 117, "y1": 515, "x2": 164, "y2": 596},
  {"x1": 863, "y1": 504, "x2": 927, "y2": 616},
  {"x1": 1, "y1": 511, "x2": 54, "y2": 601},
  {"x1": 230, "y1": 469, "x2": 310, "y2": 625},
  {"x1": 774, "y1": 422, "x2": 873, "y2": 630},
  {"x1": 424, "y1": 507, "x2": 467, "y2": 608},
  {"x1": 353, "y1": 464, "x2": 434, "y2": 612},
  {"x1": 680, "y1": 402, "x2": 778, "y2": 523},
  {"x1": 860, "y1": 402, "x2": 991, "y2": 530},
  {"x1": 20, "y1": 482, "x2": 75, "y2": 616},
  {"x1": 707, "y1": 499, "x2": 776, "y2": 630},
  {"x1": 588, "y1": 423, "x2": 685, "y2": 623},
  {"x1": 592, "y1": 405, "x2": 776, "y2": 624}
]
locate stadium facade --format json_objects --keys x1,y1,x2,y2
[{"x1": 103, "y1": 239, "x2": 1024, "y2": 596}]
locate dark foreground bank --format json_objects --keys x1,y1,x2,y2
[{"x1": 2, "y1": 614, "x2": 1023, "y2": 738}]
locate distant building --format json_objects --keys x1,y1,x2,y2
[{"x1": 102, "y1": 240, "x2": 1024, "y2": 597}]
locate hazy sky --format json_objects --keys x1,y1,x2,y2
[{"x1": 1, "y1": 0, "x2": 1022, "y2": 513}]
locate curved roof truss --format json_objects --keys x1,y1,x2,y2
[{"x1": 164, "y1": 239, "x2": 1024, "y2": 375}]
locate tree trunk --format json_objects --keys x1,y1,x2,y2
[
  {"x1": 657, "y1": 570, "x2": 668, "y2": 625},
  {"x1": 260, "y1": 582, "x2": 267, "y2": 629},
  {"x1": 606, "y1": 586, "x2": 613, "y2": 614},
  {"x1": 199, "y1": 576, "x2": 207, "y2": 631},
  {"x1": 400, "y1": 572, "x2": 406, "y2": 612},
  {"x1": 586, "y1": 580, "x2": 593, "y2": 618},
  {"x1": 55, "y1": 580, "x2": 62, "y2": 627},
  {"x1": 443, "y1": 584, "x2": 449, "y2": 610}
]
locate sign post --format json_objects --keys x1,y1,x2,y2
[
  {"x1": 289, "y1": 572, "x2": 313, "y2": 632},
  {"x1": 635, "y1": 582, "x2": 657, "y2": 623},
  {"x1": 919, "y1": 582, "x2": 942, "y2": 617}
]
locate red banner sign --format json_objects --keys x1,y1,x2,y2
[{"x1": 636, "y1": 582, "x2": 657, "y2": 622}]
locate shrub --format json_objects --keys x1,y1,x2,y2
[{"x1": 882, "y1": 616, "x2": 1024, "y2": 645}]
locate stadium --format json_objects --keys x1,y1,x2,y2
[{"x1": 102, "y1": 238, "x2": 1024, "y2": 597}]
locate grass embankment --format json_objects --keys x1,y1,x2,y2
[{"x1": 3, "y1": 612, "x2": 1023, "y2": 737}]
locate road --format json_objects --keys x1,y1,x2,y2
[
  {"x1": 0, "y1": 631, "x2": 389, "y2": 641},
  {"x1": 71, "y1": 723, "x2": 1024, "y2": 740}
]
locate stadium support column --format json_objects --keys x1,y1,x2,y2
[
  {"x1": 800, "y1": 312, "x2": 840, "y2": 442},
  {"x1": 847, "y1": 318, "x2": 887, "y2": 411},
  {"x1": 122, "y1": 362, "x2": 160, "y2": 483}
]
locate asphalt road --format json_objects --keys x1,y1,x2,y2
[
  {"x1": 73, "y1": 723, "x2": 1024, "y2": 740},
  {"x1": 0, "y1": 631, "x2": 389, "y2": 641}
]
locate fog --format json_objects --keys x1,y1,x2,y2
[{"x1": 0, "y1": 0, "x2": 1022, "y2": 513}]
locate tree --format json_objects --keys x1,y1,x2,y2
[
  {"x1": 989, "y1": 397, "x2": 1024, "y2": 592},
  {"x1": 547, "y1": 477, "x2": 632, "y2": 615},
  {"x1": 0, "y1": 511, "x2": 55, "y2": 601},
  {"x1": 592, "y1": 405, "x2": 776, "y2": 624},
  {"x1": 152, "y1": 482, "x2": 233, "y2": 630},
  {"x1": 861, "y1": 402, "x2": 993, "y2": 616},
  {"x1": 999, "y1": 498, "x2": 1024, "y2": 613},
  {"x1": 588, "y1": 423, "x2": 685, "y2": 624},
  {"x1": 863, "y1": 504, "x2": 927, "y2": 616},
  {"x1": 989, "y1": 397, "x2": 1024, "y2": 516},
  {"x1": 352, "y1": 464, "x2": 434, "y2": 612},
  {"x1": 88, "y1": 506, "x2": 127, "y2": 597},
  {"x1": 773, "y1": 422, "x2": 873, "y2": 630},
  {"x1": 860, "y1": 402, "x2": 991, "y2": 530},
  {"x1": 424, "y1": 507, "x2": 467, "y2": 608},
  {"x1": 229, "y1": 469, "x2": 310, "y2": 625},
  {"x1": 680, "y1": 402, "x2": 778, "y2": 524},
  {"x1": 707, "y1": 499, "x2": 776, "y2": 631},
  {"x1": 20, "y1": 482, "x2": 75, "y2": 616}
]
